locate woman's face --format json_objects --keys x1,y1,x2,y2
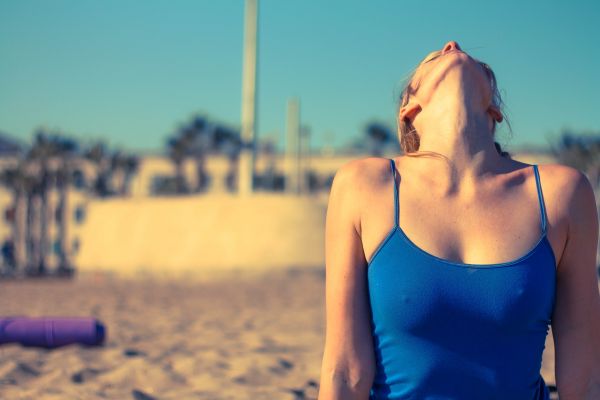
[{"x1": 408, "y1": 41, "x2": 493, "y2": 106}]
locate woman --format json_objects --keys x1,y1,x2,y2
[{"x1": 318, "y1": 41, "x2": 600, "y2": 399}]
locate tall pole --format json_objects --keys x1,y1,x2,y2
[
  {"x1": 238, "y1": 0, "x2": 258, "y2": 196},
  {"x1": 300, "y1": 125, "x2": 310, "y2": 194},
  {"x1": 286, "y1": 97, "x2": 301, "y2": 195}
]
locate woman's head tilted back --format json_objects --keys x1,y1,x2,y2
[{"x1": 397, "y1": 41, "x2": 510, "y2": 157}]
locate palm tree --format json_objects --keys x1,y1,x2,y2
[
  {"x1": 25, "y1": 130, "x2": 58, "y2": 275},
  {"x1": 188, "y1": 116, "x2": 213, "y2": 193},
  {"x1": 53, "y1": 135, "x2": 79, "y2": 275},
  {"x1": 110, "y1": 150, "x2": 140, "y2": 196},
  {"x1": 24, "y1": 130, "x2": 81, "y2": 275},
  {"x1": 258, "y1": 137, "x2": 277, "y2": 191},
  {"x1": 365, "y1": 122, "x2": 393, "y2": 157},
  {"x1": 213, "y1": 124, "x2": 242, "y2": 192},
  {"x1": 83, "y1": 141, "x2": 114, "y2": 197},
  {"x1": 166, "y1": 131, "x2": 191, "y2": 195},
  {"x1": 165, "y1": 116, "x2": 244, "y2": 194},
  {"x1": 0, "y1": 160, "x2": 33, "y2": 275}
]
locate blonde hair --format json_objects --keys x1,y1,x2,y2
[{"x1": 397, "y1": 50, "x2": 512, "y2": 158}]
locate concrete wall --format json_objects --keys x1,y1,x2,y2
[{"x1": 74, "y1": 193, "x2": 327, "y2": 277}]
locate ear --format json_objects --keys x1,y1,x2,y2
[
  {"x1": 399, "y1": 102, "x2": 422, "y2": 123},
  {"x1": 487, "y1": 105, "x2": 503, "y2": 123}
]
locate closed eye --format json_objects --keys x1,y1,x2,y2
[
  {"x1": 420, "y1": 50, "x2": 443, "y2": 65},
  {"x1": 424, "y1": 54, "x2": 441, "y2": 63}
]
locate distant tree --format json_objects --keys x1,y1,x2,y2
[
  {"x1": 110, "y1": 150, "x2": 139, "y2": 196},
  {"x1": 26, "y1": 130, "x2": 57, "y2": 275},
  {"x1": 25, "y1": 129, "x2": 81, "y2": 275},
  {"x1": 52, "y1": 134, "x2": 79, "y2": 276},
  {"x1": 257, "y1": 137, "x2": 278, "y2": 191},
  {"x1": 365, "y1": 122, "x2": 393, "y2": 156},
  {"x1": 0, "y1": 160, "x2": 33, "y2": 275},
  {"x1": 83, "y1": 141, "x2": 114, "y2": 197},
  {"x1": 213, "y1": 123, "x2": 241, "y2": 192},
  {"x1": 164, "y1": 115, "x2": 245, "y2": 195},
  {"x1": 1, "y1": 130, "x2": 141, "y2": 276},
  {"x1": 549, "y1": 130, "x2": 600, "y2": 188},
  {"x1": 166, "y1": 131, "x2": 190, "y2": 195},
  {"x1": 150, "y1": 175, "x2": 181, "y2": 196},
  {"x1": 82, "y1": 141, "x2": 139, "y2": 198},
  {"x1": 190, "y1": 116, "x2": 214, "y2": 192},
  {"x1": 165, "y1": 115, "x2": 215, "y2": 195}
]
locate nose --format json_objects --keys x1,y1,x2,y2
[{"x1": 442, "y1": 41, "x2": 461, "y2": 54}]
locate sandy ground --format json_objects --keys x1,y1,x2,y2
[{"x1": 0, "y1": 269, "x2": 556, "y2": 400}]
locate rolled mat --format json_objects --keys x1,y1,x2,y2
[{"x1": 0, "y1": 317, "x2": 106, "y2": 348}]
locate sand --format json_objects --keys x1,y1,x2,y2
[
  {"x1": 0, "y1": 269, "x2": 556, "y2": 400},
  {"x1": 0, "y1": 269, "x2": 324, "y2": 399}
]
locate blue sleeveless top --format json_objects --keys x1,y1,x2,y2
[{"x1": 367, "y1": 159, "x2": 556, "y2": 400}]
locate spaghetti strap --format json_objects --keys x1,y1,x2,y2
[
  {"x1": 532, "y1": 164, "x2": 548, "y2": 234},
  {"x1": 389, "y1": 159, "x2": 399, "y2": 228}
]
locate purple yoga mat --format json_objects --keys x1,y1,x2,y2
[{"x1": 0, "y1": 317, "x2": 106, "y2": 348}]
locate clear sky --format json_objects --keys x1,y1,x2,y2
[{"x1": 1, "y1": 0, "x2": 599, "y2": 154}]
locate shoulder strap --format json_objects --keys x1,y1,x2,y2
[
  {"x1": 532, "y1": 164, "x2": 548, "y2": 234},
  {"x1": 389, "y1": 159, "x2": 399, "y2": 228}
]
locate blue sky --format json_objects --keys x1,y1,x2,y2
[{"x1": 1, "y1": 0, "x2": 599, "y2": 154}]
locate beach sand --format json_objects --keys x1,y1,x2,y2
[{"x1": 0, "y1": 268, "x2": 555, "y2": 399}]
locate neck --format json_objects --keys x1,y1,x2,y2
[{"x1": 412, "y1": 76, "x2": 502, "y2": 181}]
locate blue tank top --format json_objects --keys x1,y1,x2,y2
[{"x1": 367, "y1": 159, "x2": 556, "y2": 400}]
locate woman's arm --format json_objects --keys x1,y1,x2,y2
[
  {"x1": 318, "y1": 160, "x2": 376, "y2": 400},
  {"x1": 551, "y1": 167, "x2": 600, "y2": 399}
]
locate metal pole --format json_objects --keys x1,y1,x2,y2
[
  {"x1": 238, "y1": 0, "x2": 258, "y2": 196},
  {"x1": 300, "y1": 125, "x2": 310, "y2": 194},
  {"x1": 286, "y1": 98, "x2": 301, "y2": 194}
]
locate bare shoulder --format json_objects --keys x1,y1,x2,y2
[
  {"x1": 328, "y1": 157, "x2": 394, "y2": 231},
  {"x1": 537, "y1": 163, "x2": 598, "y2": 273},
  {"x1": 332, "y1": 156, "x2": 392, "y2": 181},
  {"x1": 536, "y1": 163, "x2": 597, "y2": 216},
  {"x1": 330, "y1": 156, "x2": 393, "y2": 195},
  {"x1": 536, "y1": 162, "x2": 591, "y2": 187}
]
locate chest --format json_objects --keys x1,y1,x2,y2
[
  {"x1": 363, "y1": 184, "x2": 548, "y2": 266},
  {"x1": 367, "y1": 234, "x2": 556, "y2": 335}
]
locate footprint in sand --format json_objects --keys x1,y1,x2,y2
[
  {"x1": 215, "y1": 361, "x2": 230, "y2": 370},
  {"x1": 284, "y1": 388, "x2": 306, "y2": 399},
  {"x1": 283, "y1": 379, "x2": 320, "y2": 400},
  {"x1": 131, "y1": 389, "x2": 157, "y2": 400},
  {"x1": 123, "y1": 348, "x2": 147, "y2": 357},
  {"x1": 268, "y1": 358, "x2": 294, "y2": 375},
  {"x1": 71, "y1": 367, "x2": 105, "y2": 384},
  {"x1": 304, "y1": 379, "x2": 319, "y2": 398},
  {"x1": 1, "y1": 362, "x2": 40, "y2": 385}
]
